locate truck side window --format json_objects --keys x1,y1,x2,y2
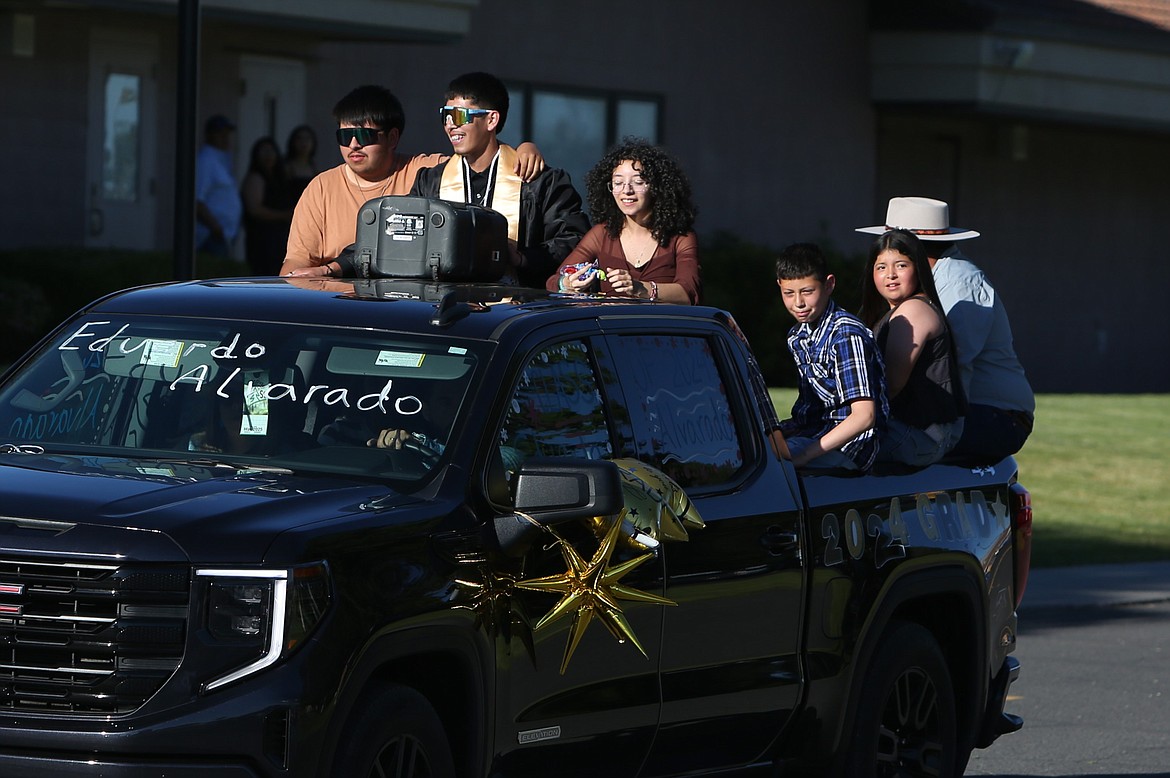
[
  {"x1": 611, "y1": 334, "x2": 745, "y2": 489},
  {"x1": 497, "y1": 340, "x2": 613, "y2": 478}
]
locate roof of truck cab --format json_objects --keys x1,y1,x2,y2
[{"x1": 81, "y1": 277, "x2": 716, "y2": 340}]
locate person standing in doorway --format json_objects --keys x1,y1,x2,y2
[
  {"x1": 195, "y1": 114, "x2": 243, "y2": 258},
  {"x1": 241, "y1": 136, "x2": 293, "y2": 275},
  {"x1": 284, "y1": 124, "x2": 319, "y2": 204}
]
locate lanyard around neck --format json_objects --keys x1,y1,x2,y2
[{"x1": 461, "y1": 149, "x2": 500, "y2": 206}]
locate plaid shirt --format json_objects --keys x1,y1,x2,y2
[{"x1": 780, "y1": 299, "x2": 887, "y2": 469}]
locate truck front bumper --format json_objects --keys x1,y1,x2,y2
[{"x1": 0, "y1": 651, "x2": 327, "y2": 778}]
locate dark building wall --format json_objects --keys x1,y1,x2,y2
[
  {"x1": 311, "y1": 0, "x2": 879, "y2": 251},
  {"x1": 4, "y1": 1, "x2": 1166, "y2": 392},
  {"x1": 0, "y1": 10, "x2": 315, "y2": 255},
  {"x1": 1, "y1": 12, "x2": 93, "y2": 248},
  {"x1": 874, "y1": 111, "x2": 1170, "y2": 392}
]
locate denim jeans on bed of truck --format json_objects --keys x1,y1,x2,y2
[
  {"x1": 785, "y1": 436, "x2": 862, "y2": 471},
  {"x1": 877, "y1": 418, "x2": 959, "y2": 467}
]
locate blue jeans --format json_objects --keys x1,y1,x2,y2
[
  {"x1": 949, "y1": 404, "x2": 1033, "y2": 463},
  {"x1": 786, "y1": 436, "x2": 861, "y2": 471},
  {"x1": 878, "y1": 418, "x2": 959, "y2": 467}
]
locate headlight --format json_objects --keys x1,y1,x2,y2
[{"x1": 197, "y1": 563, "x2": 331, "y2": 692}]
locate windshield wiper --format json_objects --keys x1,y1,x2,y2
[{"x1": 170, "y1": 457, "x2": 295, "y2": 475}]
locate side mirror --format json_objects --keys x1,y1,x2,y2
[{"x1": 492, "y1": 458, "x2": 623, "y2": 556}]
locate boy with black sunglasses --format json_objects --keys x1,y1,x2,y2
[
  {"x1": 281, "y1": 84, "x2": 546, "y2": 278},
  {"x1": 409, "y1": 72, "x2": 591, "y2": 289}
]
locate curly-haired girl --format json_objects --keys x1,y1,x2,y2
[{"x1": 547, "y1": 137, "x2": 700, "y2": 304}]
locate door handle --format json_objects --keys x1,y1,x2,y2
[{"x1": 761, "y1": 526, "x2": 800, "y2": 554}]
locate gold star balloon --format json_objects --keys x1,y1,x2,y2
[
  {"x1": 515, "y1": 515, "x2": 675, "y2": 674},
  {"x1": 454, "y1": 566, "x2": 536, "y2": 659}
]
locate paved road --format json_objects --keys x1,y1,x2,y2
[{"x1": 965, "y1": 563, "x2": 1170, "y2": 777}]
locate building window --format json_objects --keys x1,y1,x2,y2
[
  {"x1": 500, "y1": 83, "x2": 662, "y2": 205},
  {"x1": 103, "y1": 73, "x2": 141, "y2": 202}
]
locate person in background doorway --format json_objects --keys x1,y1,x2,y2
[
  {"x1": 195, "y1": 114, "x2": 243, "y2": 258},
  {"x1": 241, "y1": 136, "x2": 294, "y2": 275},
  {"x1": 284, "y1": 124, "x2": 319, "y2": 203},
  {"x1": 548, "y1": 137, "x2": 700, "y2": 304}
]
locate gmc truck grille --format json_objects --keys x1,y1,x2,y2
[{"x1": 0, "y1": 558, "x2": 189, "y2": 715}]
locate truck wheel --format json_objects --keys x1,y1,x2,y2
[
  {"x1": 332, "y1": 684, "x2": 456, "y2": 778},
  {"x1": 845, "y1": 621, "x2": 958, "y2": 778}
]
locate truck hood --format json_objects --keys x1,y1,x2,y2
[{"x1": 0, "y1": 452, "x2": 423, "y2": 564}]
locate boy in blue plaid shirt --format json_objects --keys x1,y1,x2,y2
[{"x1": 775, "y1": 243, "x2": 887, "y2": 470}]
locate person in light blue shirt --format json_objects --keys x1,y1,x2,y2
[
  {"x1": 195, "y1": 115, "x2": 244, "y2": 257},
  {"x1": 858, "y1": 197, "x2": 1034, "y2": 463}
]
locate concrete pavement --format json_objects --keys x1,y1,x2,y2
[{"x1": 1018, "y1": 560, "x2": 1170, "y2": 611}]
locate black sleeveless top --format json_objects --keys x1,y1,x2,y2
[{"x1": 874, "y1": 295, "x2": 964, "y2": 429}]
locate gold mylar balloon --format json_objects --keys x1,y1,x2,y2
[
  {"x1": 611, "y1": 458, "x2": 705, "y2": 543},
  {"x1": 515, "y1": 515, "x2": 675, "y2": 674}
]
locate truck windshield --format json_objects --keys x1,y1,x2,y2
[{"x1": 0, "y1": 315, "x2": 482, "y2": 480}]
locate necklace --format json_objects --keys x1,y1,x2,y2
[
  {"x1": 622, "y1": 230, "x2": 658, "y2": 268},
  {"x1": 345, "y1": 164, "x2": 393, "y2": 208}
]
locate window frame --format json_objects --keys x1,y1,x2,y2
[
  {"x1": 479, "y1": 323, "x2": 634, "y2": 509},
  {"x1": 503, "y1": 80, "x2": 664, "y2": 148},
  {"x1": 597, "y1": 317, "x2": 768, "y2": 496},
  {"x1": 499, "y1": 80, "x2": 665, "y2": 214}
]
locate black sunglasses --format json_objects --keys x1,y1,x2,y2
[{"x1": 335, "y1": 127, "x2": 384, "y2": 147}]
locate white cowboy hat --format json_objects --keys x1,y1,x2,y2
[{"x1": 855, "y1": 196, "x2": 980, "y2": 241}]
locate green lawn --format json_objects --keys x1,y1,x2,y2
[{"x1": 770, "y1": 390, "x2": 1170, "y2": 568}]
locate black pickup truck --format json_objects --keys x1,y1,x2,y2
[{"x1": 0, "y1": 278, "x2": 1030, "y2": 777}]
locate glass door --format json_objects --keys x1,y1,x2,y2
[{"x1": 85, "y1": 30, "x2": 158, "y2": 250}]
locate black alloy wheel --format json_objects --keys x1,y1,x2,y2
[
  {"x1": 332, "y1": 683, "x2": 456, "y2": 778},
  {"x1": 846, "y1": 621, "x2": 959, "y2": 778}
]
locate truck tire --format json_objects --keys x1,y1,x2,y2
[
  {"x1": 845, "y1": 621, "x2": 958, "y2": 778},
  {"x1": 332, "y1": 683, "x2": 456, "y2": 778}
]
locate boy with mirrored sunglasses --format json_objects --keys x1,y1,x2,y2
[{"x1": 410, "y1": 71, "x2": 591, "y2": 289}]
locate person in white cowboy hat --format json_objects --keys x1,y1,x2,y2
[{"x1": 857, "y1": 197, "x2": 1035, "y2": 463}]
